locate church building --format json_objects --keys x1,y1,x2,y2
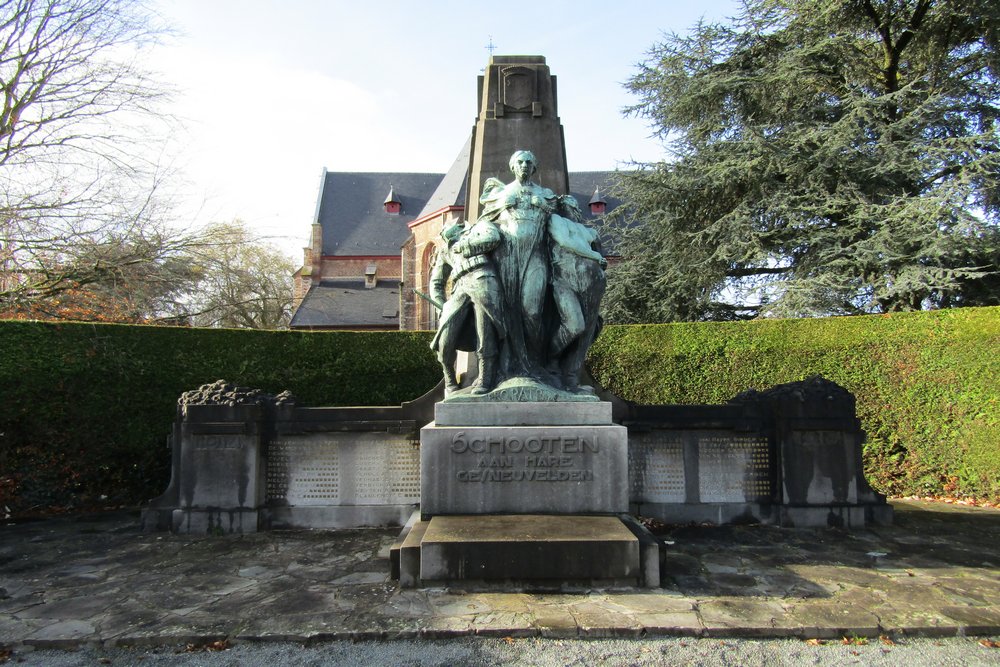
[{"x1": 290, "y1": 56, "x2": 620, "y2": 331}]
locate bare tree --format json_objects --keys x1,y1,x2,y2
[
  {"x1": 184, "y1": 221, "x2": 296, "y2": 330},
  {"x1": 0, "y1": 0, "x2": 177, "y2": 310}
]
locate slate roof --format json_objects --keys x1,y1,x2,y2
[
  {"x1": 315, "y1": 140, "x2": 619, "y2": 259},
  {"x1": 289, "y1": 280, "x2": 400, "y2": 328},
  {"x1": 317, "y1": 172, "x2": 445, "y2": 256},
  {"x1": 416, "y1": 137, "x2": 471, "y2": 218},
  {"x1": 567, "y1": 172, "x2": 622, "y2": 223}
]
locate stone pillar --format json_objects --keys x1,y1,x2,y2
[
  {"x1": 170, "y1": 403, "x2": 267, "y2": 534},
  {"x1": 732, "y1": 376, "x2": 893, "y2": 527},
  {"x1": 465, "y1": 56, "x2": 570, "y2": 223}
]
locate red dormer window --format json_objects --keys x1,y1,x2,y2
[
  {"x1": 384, "y1": 186, "x2": 401, "y2": 215},
  {"x1": 588, "y1": 186, "x2": 608, "y2": 216}
]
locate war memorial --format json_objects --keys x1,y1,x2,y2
[{"x1": 142, "y1": 57, "x2": 893, "y2": 590}]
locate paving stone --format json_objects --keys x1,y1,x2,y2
[
  {"x1": 938, "y1": 605, "x2": 1000, "y2": 632},
  {"x1": 633, "y1": 611, "x2": 703, "y2": 635},
  {"x1": 529, "y1": 604, "x2": 579, "y2": 638},
  {"x1": 14, "y1": 593, "x2": 121, "y2": 619},
  {"x1": 24, "y1": 619, "x2": 97, "y2": 647},
  {"x1": 0, "y1": 615, "x2": 47, "y2": 645},
  {"x1": 698, "y1": 599, "x2": 792, "y2": 637},
  {"x1": 470, "y1": 611, "x2": 535, "y2": 636},
  {"x1": 0, "y1": 501, "x2": 997, "y2": 647},
  {"x1": 427, "y1": 594, "x2": 494, "y2": 617},
  {"x1": 782, "y1": 601, "x2": 882, "y2": 638},
  {"x1": 603, "y1": 593, "x2": 694, "y2": 613},
  {"x1": 330, "y1": 571, "x2": 389, "y2": 585},
  {"x1": 871, "y1": 602, "x2": 957, "y2": 635}
]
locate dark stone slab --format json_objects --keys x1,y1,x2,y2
[{"x1": 418, "y1": 515, "x2": 639, "y2": 584}]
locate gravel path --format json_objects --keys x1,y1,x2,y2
[{"x1": 8, "y1": 636, "x2": 1000, "y2": 667}]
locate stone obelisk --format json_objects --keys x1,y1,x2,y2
[{"x1": 464, "y1": 56, "x2": 571, "y2": 224}]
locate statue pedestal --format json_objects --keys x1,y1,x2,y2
[
  {"x1": 420, "y1": 402, "x2": 627, "y2": 517},
  {"x1": 396, "y1": 401, "x2": 659, "y2": 589}
]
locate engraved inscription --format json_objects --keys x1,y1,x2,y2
[
  {"x1": 266, "y1": 436, "x2": 419, "y2": 505},
  {"x1": 698, "y1": 434, "x2": 770, "y2": 502},
  {"x1": 353, "y1": 441, "x2": 420, "y2": 503},
  {"x1": 450, "y1": 433, "x2": 599, "y2": 483},
  {"x1": 192, "y1": 435, "x2": 246, "y2": 450},
  {"x1": 630, "y1": 432, "x2": 685, "y2": 503},
  {"x1": 450, "y1": 433, "x2": 598, "y2": 454}
]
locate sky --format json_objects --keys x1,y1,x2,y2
[{"x1": 147, "y1": 0, "x2": 742, "y2": 258}]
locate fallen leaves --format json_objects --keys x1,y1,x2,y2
[
  {"x1": 182, "y1": 639, "x2": 231, "y2": 653},
  {"x1": 897, "y1": 495, "x2": 998, "y2": 509},
  {"x1": 979, "y1": 639, "x2": 1000, "y2": 649},
  {"x1": 842, "y1": 635, "x2": 869, "y2": 646},
  {"x1": 805, "y1": 638, "x2": 826, "y2": 646}
]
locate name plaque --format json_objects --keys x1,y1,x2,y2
[
  {"x1": 630, "y1": 430, "x2": 772, "y2": 504},
  {"x1": 266, "y1": 433, "x2": 419, "y2": 506},
  {"x1": 420, "y1": 423, "x2": 628, "y2": 516}
]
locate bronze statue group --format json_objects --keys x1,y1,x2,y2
[{"x1": 430, "y1": 150, "x2": 606, "y2": 397}]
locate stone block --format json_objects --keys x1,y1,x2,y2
[
  {"x1": 399, "y1": 519, "x2": 430, "y2": 588},
  {"x1": 390, "y1": 510, "x2": 421, "y2": 580},
  {"x1": 260, "y1": 505, "x2": 416, "y2": 530},
  {"x1": 435, "y1": 401, "x2": 613, "y2": 426},
  {"x1": 171, "y1": 508, "x2": 258, "y2": 534},
  {"x1": 618, "y1": 514, "x2": 662, "y2": 588},
  {"x1": 631, "y1": 502, "x2": 780, "y2": 527},
  {"x1": 420, "y1": 423, "x2": 628, "y2": 516},
  {"x1": 780, "y1": 504, "x2": 894, "y2": 528},
  {"x1": 265, "y1": 432, "x2": 419, "y2": 508},
  {"x1": 418, "y1": 515, "x2": 639, "y2": 584}
]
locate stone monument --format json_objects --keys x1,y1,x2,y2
[{"x1": 398, "y1": 151, "x2": 656, "y2": 589}]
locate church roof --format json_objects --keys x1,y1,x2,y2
[
  {"x1": 567, "y1": 172, "x2": 622, "y2": 222},
  {"x1": 315, "y1": 165, "x2": 620, "y2": 257},
  {"x1": 289, "y1": 280, "x2": 400, "y2": 328},
  {"x1": 416, "y1": 136, "x2": 471, "y2": 218},
  {"x1": 316, "y1": 172, "x2": 444, "y2": 256}
]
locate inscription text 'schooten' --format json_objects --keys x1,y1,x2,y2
[{"x1": 450, "y1": 432, "x2": 599, "y2": 484}]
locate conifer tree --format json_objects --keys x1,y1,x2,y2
[{"x1": 607, "y1": 0, "x2": 1000, "y2": 321}]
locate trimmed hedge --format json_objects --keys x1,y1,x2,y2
[
  {"x1": 587, "y1": 306, "x2": 1000, "y2": 502},
  {"x1": 2, "y1": 307, "x2": 997, "y2": 516},
  {"x1": 0, "y1": 321, "x2": 438, "y2": 515}
]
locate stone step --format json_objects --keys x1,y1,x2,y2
[{"x1": 409, "y1": 514, "x2": 644, "y2": 588}]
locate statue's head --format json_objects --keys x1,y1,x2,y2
[
  {"x1": 509, "y1": 150, "x2": 537, "y2": 181},
  {"x1": 441, "y1": 223, "x2": 464, "y2": 245}
]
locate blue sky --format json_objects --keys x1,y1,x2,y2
[{"x1": 148, "y1": 0, "x2": 741, "y2": 255}]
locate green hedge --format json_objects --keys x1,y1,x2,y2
[
  {"x1": 0, "y1": 321, "x2": 438, "y2": 515},
  {"x1": 587, "y1": 306, "x2": 1000, "y2": 502},
  {"x1": 2, "y1": 307, "x2": 997, "y2": 516}
]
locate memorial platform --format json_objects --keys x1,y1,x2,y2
[{"x1": 393, "y1": 514, "x2": 659, "y2": 589}]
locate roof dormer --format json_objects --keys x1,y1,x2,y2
[
  {"x1": 384, "y1": 186, "x2": 401, "y2": 215},
  {"x1": 588, "y1": 186, "x2": 607, "y2": 216}
]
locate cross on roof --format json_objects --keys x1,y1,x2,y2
[{"x1": 485, "y1": 36, "x2": 497, "y2": 55}]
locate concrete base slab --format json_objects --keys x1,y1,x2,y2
[
  {"x1": 632, "y1": 502, "x2": 894, "y2": 528},
  {"x1": 170, "y1": 508, "x2": 258, "y2": 534},
  {"x1": 397, "y1": 515, "x2": 642, "y2": 588},
  {"x1": 260, "y1": 504, "x2": 417, "y2": 530}
]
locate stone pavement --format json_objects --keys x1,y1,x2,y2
[{"x1": 1, "y1": 500, "x2": 998, "y2": 650}]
